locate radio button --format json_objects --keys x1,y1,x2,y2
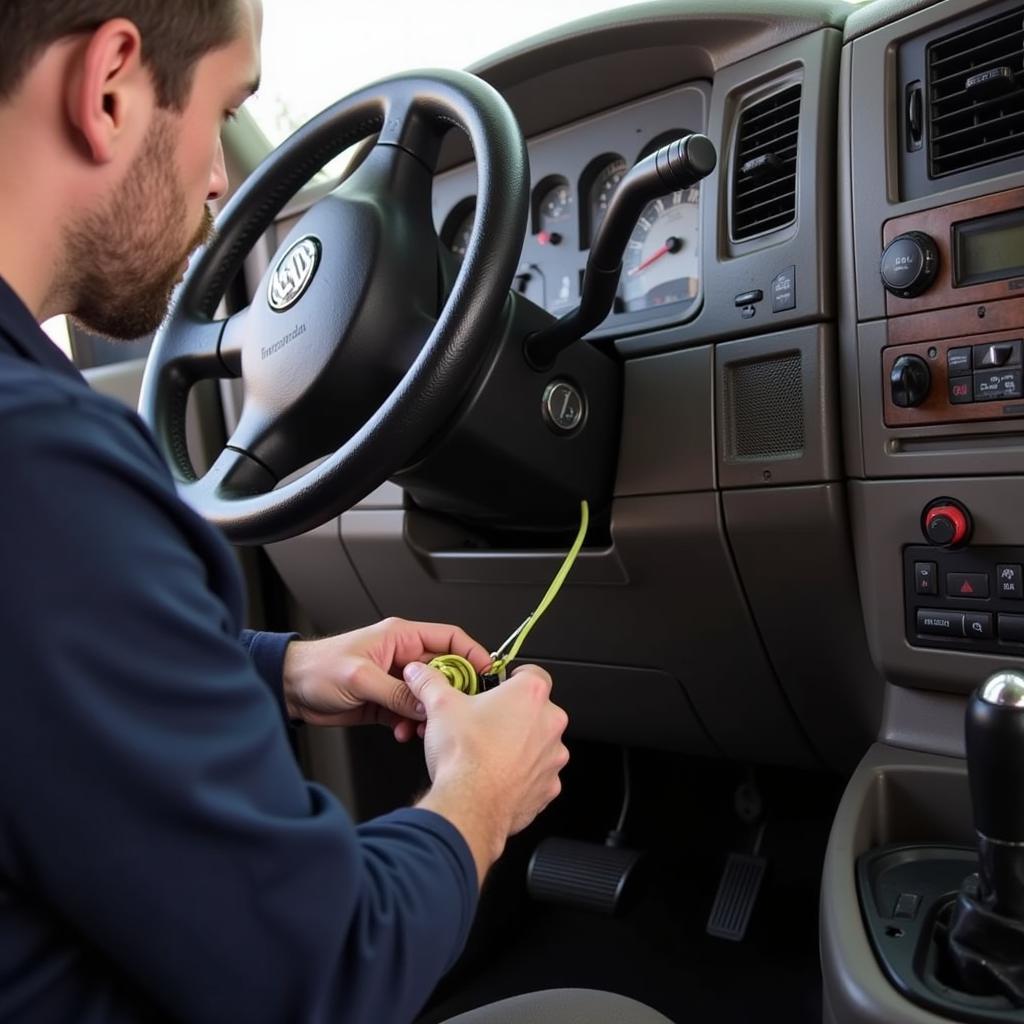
[
  {"x1": 914, "y1": 561, "x2": 938, "y2": 595},
  {"x1": 947, "y1": 347, "x2": 973, "y2": 376},
  {"x1": 974, "y1": 369, "x2": 1023, "y2": 402},
  {"x1": 998, "y1": 614, "x2": 1024, "y2": 645},
  {"x1": 917, "y1": 609, "x2": 965, "y2": 637},
  {"x1": 965, "y1": 612, "x2": 993, "y2": 639},
  {"x1": 949, "y1": 378, "x2": 973, "y2": 404},
  {"x1": 997, "y1": 565, "x2": 1023, "y2": 599},
  {"x1": 974, "y1": 341, "x2": 1022, "y2": 369}
]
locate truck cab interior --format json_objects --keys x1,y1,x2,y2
[{"x1": 70, "y1": 0, "x2": 1024, "y2": 1019}]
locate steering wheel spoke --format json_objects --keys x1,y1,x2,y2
[
  {"x1": 217, "y1": 307, "x2": 249, "y2": 377},
  {"x1": 167, "y1": 309, "x2": 248, "y2": 381},
  {"x1": 180, "y1": 443, "x2": 277, "y2": 507}
]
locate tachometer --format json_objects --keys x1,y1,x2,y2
[
  {"x1": 536, "y1": 180, "x2": 572, "y2": 234},
  {"x1": 620, "y1": 187, "x2": 700, "y2": 313},
  {"x1": 586, "y1": 157, "x2": 626, "y2": 246}
]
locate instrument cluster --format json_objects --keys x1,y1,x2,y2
[{"x1": 432, "y1": 83, "x2": 709, "y2": 336}]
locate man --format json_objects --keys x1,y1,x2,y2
[{"x1": 0, "y1": 3, "x2": 572, "y2": 1021}]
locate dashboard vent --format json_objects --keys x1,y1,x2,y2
[
  {"x1": 927, "y1": 5, "x2": 1024, "y2": 178},
  {"x1": 731, "y1": 84, "x2": 801, "y2": 241}
]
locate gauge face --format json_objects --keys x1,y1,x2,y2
[
  {"x1": 537, "y1": 182, "x2": 573, "y2": 232},
  {"x1": 587, "y1": 158, "x2": 626, "y2": 245},
  {"x1": 620, "y1": 187, "x2": 700, "y2": 313},
  {"x1": 448, "y1": 208, "x2": 475, "y2": 260}
]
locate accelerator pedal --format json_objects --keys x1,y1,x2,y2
[{"x1": 706, "y1": 812, "x2": 767, "y2": 942}]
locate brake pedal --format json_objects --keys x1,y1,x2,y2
[{"x1": 527, "y1": 836, "x2": 644, "y2": 915}]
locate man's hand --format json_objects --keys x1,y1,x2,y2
[
  {"x1": 406, "y1": 661, "x2": 570, "y2": 886},
  {"x1": 281, "y1": 618, "x2": 491, "y2": 741}
]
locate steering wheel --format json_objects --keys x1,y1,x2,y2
[{"x1": 138, "y1": 70, "x2": 528, "y2": 545}]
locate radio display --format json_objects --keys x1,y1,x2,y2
[{"x1": 954, "y1": 209, "x2": 1024, "y2": 287}]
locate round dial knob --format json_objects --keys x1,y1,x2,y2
[
  {"x1": 880, "y1": 232, "x2": 939, "y2": 298},
  {"x1": 923, "y1": 501, "x2": 971, "y2": 547},
  {"x1": 890, "y1": 354, "x2": 931, "y2": 407}
]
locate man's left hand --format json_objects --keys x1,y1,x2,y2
[{"x1": 282, "y1": 618, "x2": 491, "y2": 741}]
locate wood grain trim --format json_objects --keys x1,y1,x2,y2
[
  {"x1": 887, "y1": 296, "x2": 1024, "y2": 345},
  {"x1": 882, "y1": 329, "x2": 1024, "y2": 428},
  {"x1": 883, "y1": 187, "x2": 1024, "y2": 317}
]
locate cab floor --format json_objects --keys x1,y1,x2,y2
[{"x1": 417, "y1": 749, "x2": 841, "y2": 1024}]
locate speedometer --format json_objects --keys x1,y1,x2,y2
[{"x1": 620, "y1": 187, "x2": 700, "y2": 313}]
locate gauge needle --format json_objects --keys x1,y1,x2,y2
[{"x1": 628, "y1": 236, "x2": 682, "y2": 276}]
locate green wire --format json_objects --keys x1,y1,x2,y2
[
  {"x1": 488, "y1": 499, "x2": 589, "y2": 679},
  {"x1": 429, "y1": 653, "x2": 481, "y2": 695},
  {"x1": 429, "y1": 500, "x2": 589, "y2": 693}
]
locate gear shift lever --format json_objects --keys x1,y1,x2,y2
[
  {"x1": 944, "y1": 669, "x2": 1024, "y2": 1003},
  {"x1": 966, "y1": 670, "x2": 1024, "y2": 918}
]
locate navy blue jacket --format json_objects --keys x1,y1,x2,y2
[{"x1": 0, "y1": 278, "x2": 476, "y2": 1023}]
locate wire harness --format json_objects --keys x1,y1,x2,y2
[{"x1": 428, "y1": 500, "x2": 590, "y2": 693}]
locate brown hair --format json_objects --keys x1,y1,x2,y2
[{"x1": 0, "y1": 1, "x2": 240, "y2": 109}]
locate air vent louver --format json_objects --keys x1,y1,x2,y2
[
  {"x1": 928, "y1": 6, "x2": 1024, "y2": 178},
  {"x1": 732, "y1": 84, "x2": 801, "y2": 241}
]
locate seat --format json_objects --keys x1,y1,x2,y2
[{"x1": 440, "y1": 988, "x2": 675, "y2": 1023}]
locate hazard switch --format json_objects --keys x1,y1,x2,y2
[{"x1": 946, "y1": 573, "x2": 990, "y2": 599}]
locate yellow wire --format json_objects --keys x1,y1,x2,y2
[{"x1": 428, "y1": 500, "x2": 589, "y2": 692}]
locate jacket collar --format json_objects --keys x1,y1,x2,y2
[{"x1": 0, "y1": 276, "x2": 86, "y2": 384}]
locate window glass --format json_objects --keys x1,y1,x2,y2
[
  {"x1": 42, "y1": 316, "x2": 73, "y2": 360},
  {"x1": 250, "y1": 0, "x2": 877, "y2": 146}
]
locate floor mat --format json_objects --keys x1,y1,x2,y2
[{"x1": 417, "y1": 750, "x2": 840, "y2": 1024}]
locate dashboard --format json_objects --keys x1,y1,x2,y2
[
  {"x1": 431, "y1": 84, "x2": 708, "y2": 334},
  {"x1": 262, "y1": 0, "x2": 1024, "y2": 781}
]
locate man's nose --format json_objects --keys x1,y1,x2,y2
[{"x1": 208, "y1": 137, "x2": 229, "y2": 202}]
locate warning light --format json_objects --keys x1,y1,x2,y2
[{"x1": 960, "y1": 581, "x2": 975, "y2": 594}]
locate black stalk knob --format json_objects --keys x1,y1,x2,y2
[{"x1": 524, "y1": 134, "x2": 717, "y2": 369}]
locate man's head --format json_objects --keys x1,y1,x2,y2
[{"x1": 0, "y1": 1, "x2": 262, "y2": 338}]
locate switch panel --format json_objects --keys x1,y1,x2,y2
[
  {"x1": 883, "y1": 332, "x2": 1024, "y2": 428},
  {"x1": 905, "y1": 545, "x2": 1024, "y2": 656}
]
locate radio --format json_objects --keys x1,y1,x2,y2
[{"x1": 880, "y1": 186, "x2": 1024, "y2": 428}]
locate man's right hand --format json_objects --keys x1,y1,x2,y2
[{"x1": 403, "y1": 661, "x2": 569, "y2": 886}]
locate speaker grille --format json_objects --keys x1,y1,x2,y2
[{"x1": 724, "y1": 352, "x2": 804, "y2": 461}]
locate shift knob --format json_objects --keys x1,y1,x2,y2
[
  {"x1": 965, "y1": 670, "x2": 1024, "y2": 921},
  {"x1": 966, "y1": 670, "x2": 1024, "y2": 844}
]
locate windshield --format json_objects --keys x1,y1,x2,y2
[{"x1": 250, "y1": 0, "x2": 875, "y2": 146}]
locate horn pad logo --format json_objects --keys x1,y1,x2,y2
[{"x1": 268, "y1": 236, "x2": 321, "y2": 312}]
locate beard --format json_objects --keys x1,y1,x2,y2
[{"x1": 63, "y1": 114, "x2": 215, "y2": 342}]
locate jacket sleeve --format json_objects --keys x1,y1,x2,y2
[
  {"x1": 0, "y1": 399, "x2": 477, "y2": 1024},
  {"x1": 240, "y1": 629, "x2": 298, "y2": 720}
]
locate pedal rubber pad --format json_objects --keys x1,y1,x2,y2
[{"x1": 706, "y1": 852, "x2": 766, "y2": 941}]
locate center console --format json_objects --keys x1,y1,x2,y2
[{"x1": 825, "y1": 0, "x2": 1024, "y2": 1019}]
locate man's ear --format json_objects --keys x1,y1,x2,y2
[{"x1": 66, "y1": 19, "x2": 151, "y2": 165}]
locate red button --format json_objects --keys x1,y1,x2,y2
[{"x1": 926, "y1": 505, "x2": 969, "y2": 546}]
